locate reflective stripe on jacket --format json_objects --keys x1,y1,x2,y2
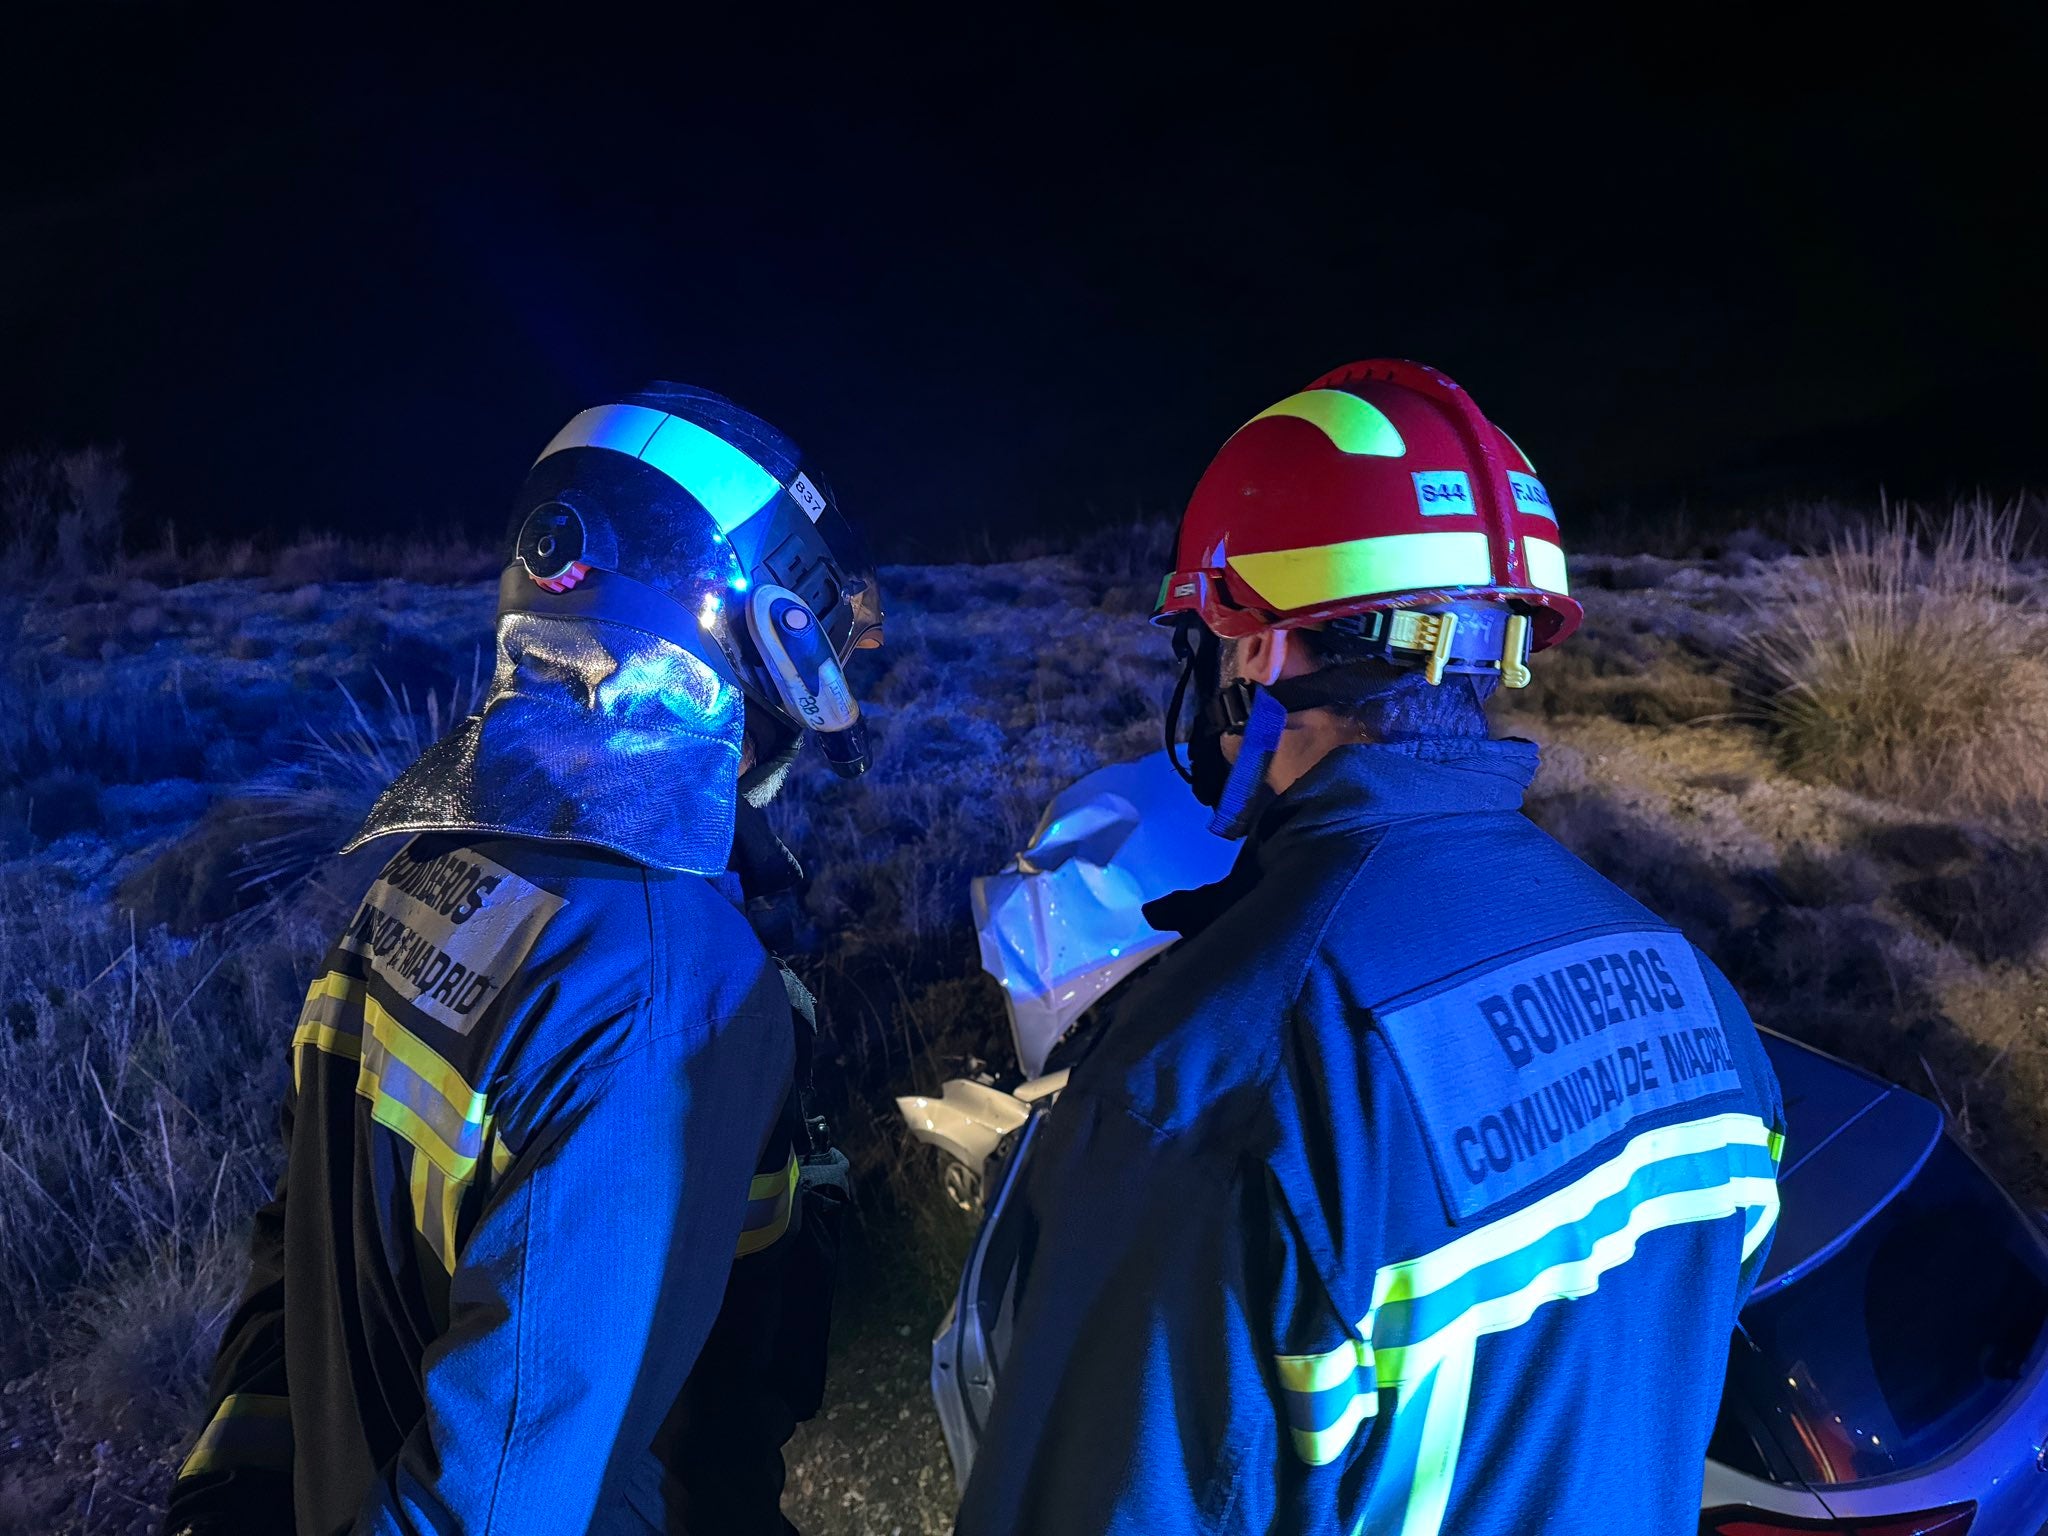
[{"x1": 955, "y1": 738, "x2": 1785, "y2": 1536}]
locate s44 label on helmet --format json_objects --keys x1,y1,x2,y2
[
  {"x1": 787, "y1": 471, "x2": 827, "y2": 522},
  {"x1": 1508, "y1": 471, "x2": 1556, "y2": 521},
  {"x1": 1412, "y1": 470, "x2": 1475, "y2": 515}
]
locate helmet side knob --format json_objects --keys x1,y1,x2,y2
[{"x1": 516, "y1": 501, "x2": 591, "y2": 592}]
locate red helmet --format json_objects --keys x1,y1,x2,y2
[{"x1": 1155, "y1": 359, "x2": 1581, "y2": 672}]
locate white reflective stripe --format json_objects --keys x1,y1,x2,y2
[
  {"x1": 535, "y1": 403, "x2": 666, "y2": 465},
  {"x1": 1742, "y1": 1190, "x2": 1779, "y2": 1261},
  {"x1": 1352, "y1": 1112, "x2": 1779, "y2": 1536},
  {"x1": 1524, "y1": 536, "x2": 1568, "y2": 594},
  {"x1": 1373, "y1": 1174, "x2": 1778, "y2": 1383},
  {"x1": 1369, "y1": 1112, "x2": 1772, "y2": 1313},
  {"x1": 1399, "y1": 1341, "x2": 1474, "y2": 1536},
  {"x1": 536, "y1": 403, "x2": 785, "y2": 534},
  {"x1": 640, "y1": 415, "x2": 785, "y2": 532}
]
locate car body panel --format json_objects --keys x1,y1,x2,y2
[
  {"x1": 895, "y1": 1079, "x2": 1030, "y2": 1173},
  {"x1": 969, "y1": 751, "x2": 1235, "y2": 1077},
  {"x1": 1755, "y1": 1033, "x2": 1945, "y2": 1302}
]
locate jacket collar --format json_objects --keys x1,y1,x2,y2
[
  {"x1": 1254, "y1": 735, "x2": 1538, "y2": 847},
  {"x1": 1144, "y1": 737, "x2": 1539, "y2": 938}
]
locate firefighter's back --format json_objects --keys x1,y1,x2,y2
[
  {"x1": 1294, "y1": 802, "x2": 1784, "y2": 1533},
  {"x1": 174, "y1": 830, "x2": 793, "y2": 1533}
]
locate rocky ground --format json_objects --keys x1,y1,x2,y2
[{"x1": 3, "y1": 527, "x2": 2046, "y2": 1533}]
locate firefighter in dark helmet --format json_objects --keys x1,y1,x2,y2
[
  {"x1": 954, "y1": 361, "x2": 1785, "y2": 1535},
  {"x1": 166, "y1": 384, "x2": 881, "y2": 1535}
]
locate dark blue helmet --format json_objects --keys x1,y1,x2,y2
[{"x1": 500, "y1": 382, "x2": 883, "y2": 777}]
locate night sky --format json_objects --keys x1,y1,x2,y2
[{"x1": 5, "y1": 6, "x2": 2045, "y2": 559}]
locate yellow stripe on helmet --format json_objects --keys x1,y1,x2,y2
[
  {"x1": 1226, "y1": 531, "x2": 1494, "y2": 613},
  {"x1": 1246, "y1": 390, "x2": 1407, "y2": 458}
]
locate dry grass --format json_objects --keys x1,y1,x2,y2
[
  {"x1": 1747, "y1": 502, "x2": 2048, "y2": 821},
  {"x1": 0, "y1": 878, "x2": 314, "y2": 1379}
]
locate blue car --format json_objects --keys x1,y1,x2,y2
[{"x1": 902, "y1": 754, "x2": 2048, "y2": 1533}]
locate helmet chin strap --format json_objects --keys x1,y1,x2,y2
[
  {"x1": 1206, "y1": 685, "x2": 1289, "y2": 839},
  {"x1": 1177, "y1": 659, "x2": 1418, "y2": 840}
]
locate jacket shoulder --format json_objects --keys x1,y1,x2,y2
[
  {"x1": 1077, "y1": 829, "x2": 1382, "y2": 1144},
  {"x1": 359, "y1": 834, "x2": 776, "y2": 1071}
]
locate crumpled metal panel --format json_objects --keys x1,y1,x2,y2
[
  {"x1": 971, "y1": 751, "x2": 1238, "y2": 1077},
  {"x1": 347, "y1": 612, "x2": 744, "y2": 875}
]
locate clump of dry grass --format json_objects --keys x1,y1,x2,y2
[
  {"x1": 231, "y1": 665, "x2": 489, "y2": 903},
  {"x1": 1495, "y1": 621, "x2": 1734, "y2": 726},
  {"x1": 1748, "y1": 502, "x2": 2048, "y2": 821},
  {"x1": 0, "y1": 876, "x2": 313, "y2": 1379}
]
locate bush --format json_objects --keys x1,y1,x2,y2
[{"x1": 1746, "y1": 502, "x2": 2048, "y2": 821}]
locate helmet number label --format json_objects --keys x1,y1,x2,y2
[
  {"x1": 1508, "y1": 471, "x2": 1557, "y2": 522},
  {"x1": 1412, "y1": 470, "x2": 1475, "y2": 515},
  {"x1": 787, "y1": 471, "x2": 827, "y2": 522}
]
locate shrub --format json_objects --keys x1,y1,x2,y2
[{"x1": 1746, "y1": 503, "x2": 2048, "y2": 821}]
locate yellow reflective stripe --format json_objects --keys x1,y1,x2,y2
[
  {"x1": 410, "y1": 1147, "x2": 469, "y2": 1273},
  {"x1": 357, "y1": 995, "x2": 489, "y2": 1180},
  {"x1": 1227, "y1": 532, "x2": 1495, "y2": 613},
  {"x1": 178, "y1": 1392, "x2": 291, "y2": 1480},
  {"x1": 749, "y1": 1154, "x2": 797, "y2": 1202},
  {"x1": 490, "y1": 1128, "x2": 514, "y2": 1179},
  {"x1": 1291, "y1": 1391, "x2": 1378, "y2": 1468},
  {"x1": 1767, "y1": 1128, "x2": 1786, "y2": 1165},
  {"x1": 292, "y1": 972, "x2": 366, "y2": 1090},
  {"x1": 293, "y1": 1021, "x2": 362, "y2": 1059},
  {"x1": 1275, "y1": 1337, "x2": 1369, "y2": 1393},
  {"x1": 1276, "y1": 1336, "x2": 1380, "y2": 1467},
  {"x1": 1246, "y1": 390, "x2": 1407, "y2": 457},
  {"x1": 736, "y1": 1153, "x2": 798, "y2": 1257},
  {"x1": 291, "y1": 1021, "x2": 362, "y2": 1091},
  {"x1": 301, "y1": 970, "x2": 357, "y2": 1014},
  {"x1": 1524, "y1": 536, "x2": 1568, "y2": 594}
]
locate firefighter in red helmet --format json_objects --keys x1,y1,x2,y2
[{"x1": 954, "y1": 362, "x2": 1785, "y2": 1535}]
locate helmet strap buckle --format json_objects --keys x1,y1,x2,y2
[
  {"x1": 1500, "y1": 613, "x2": 1532, "y2": 689},
  {"x1": 1387, "y1": 610, "x2": 1460, "y2": 686}
]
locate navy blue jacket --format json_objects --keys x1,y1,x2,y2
[
  {"x1": 167, "y1": 834, "x2": 795, "y2": 1535},
  {"x1": 955, "y1": 739, "x2": 1785, "y2": 1535}
]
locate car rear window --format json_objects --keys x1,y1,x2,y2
[{"x1": 1722, "y1": 1137, "x2": 2048, "y2": 1485}]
